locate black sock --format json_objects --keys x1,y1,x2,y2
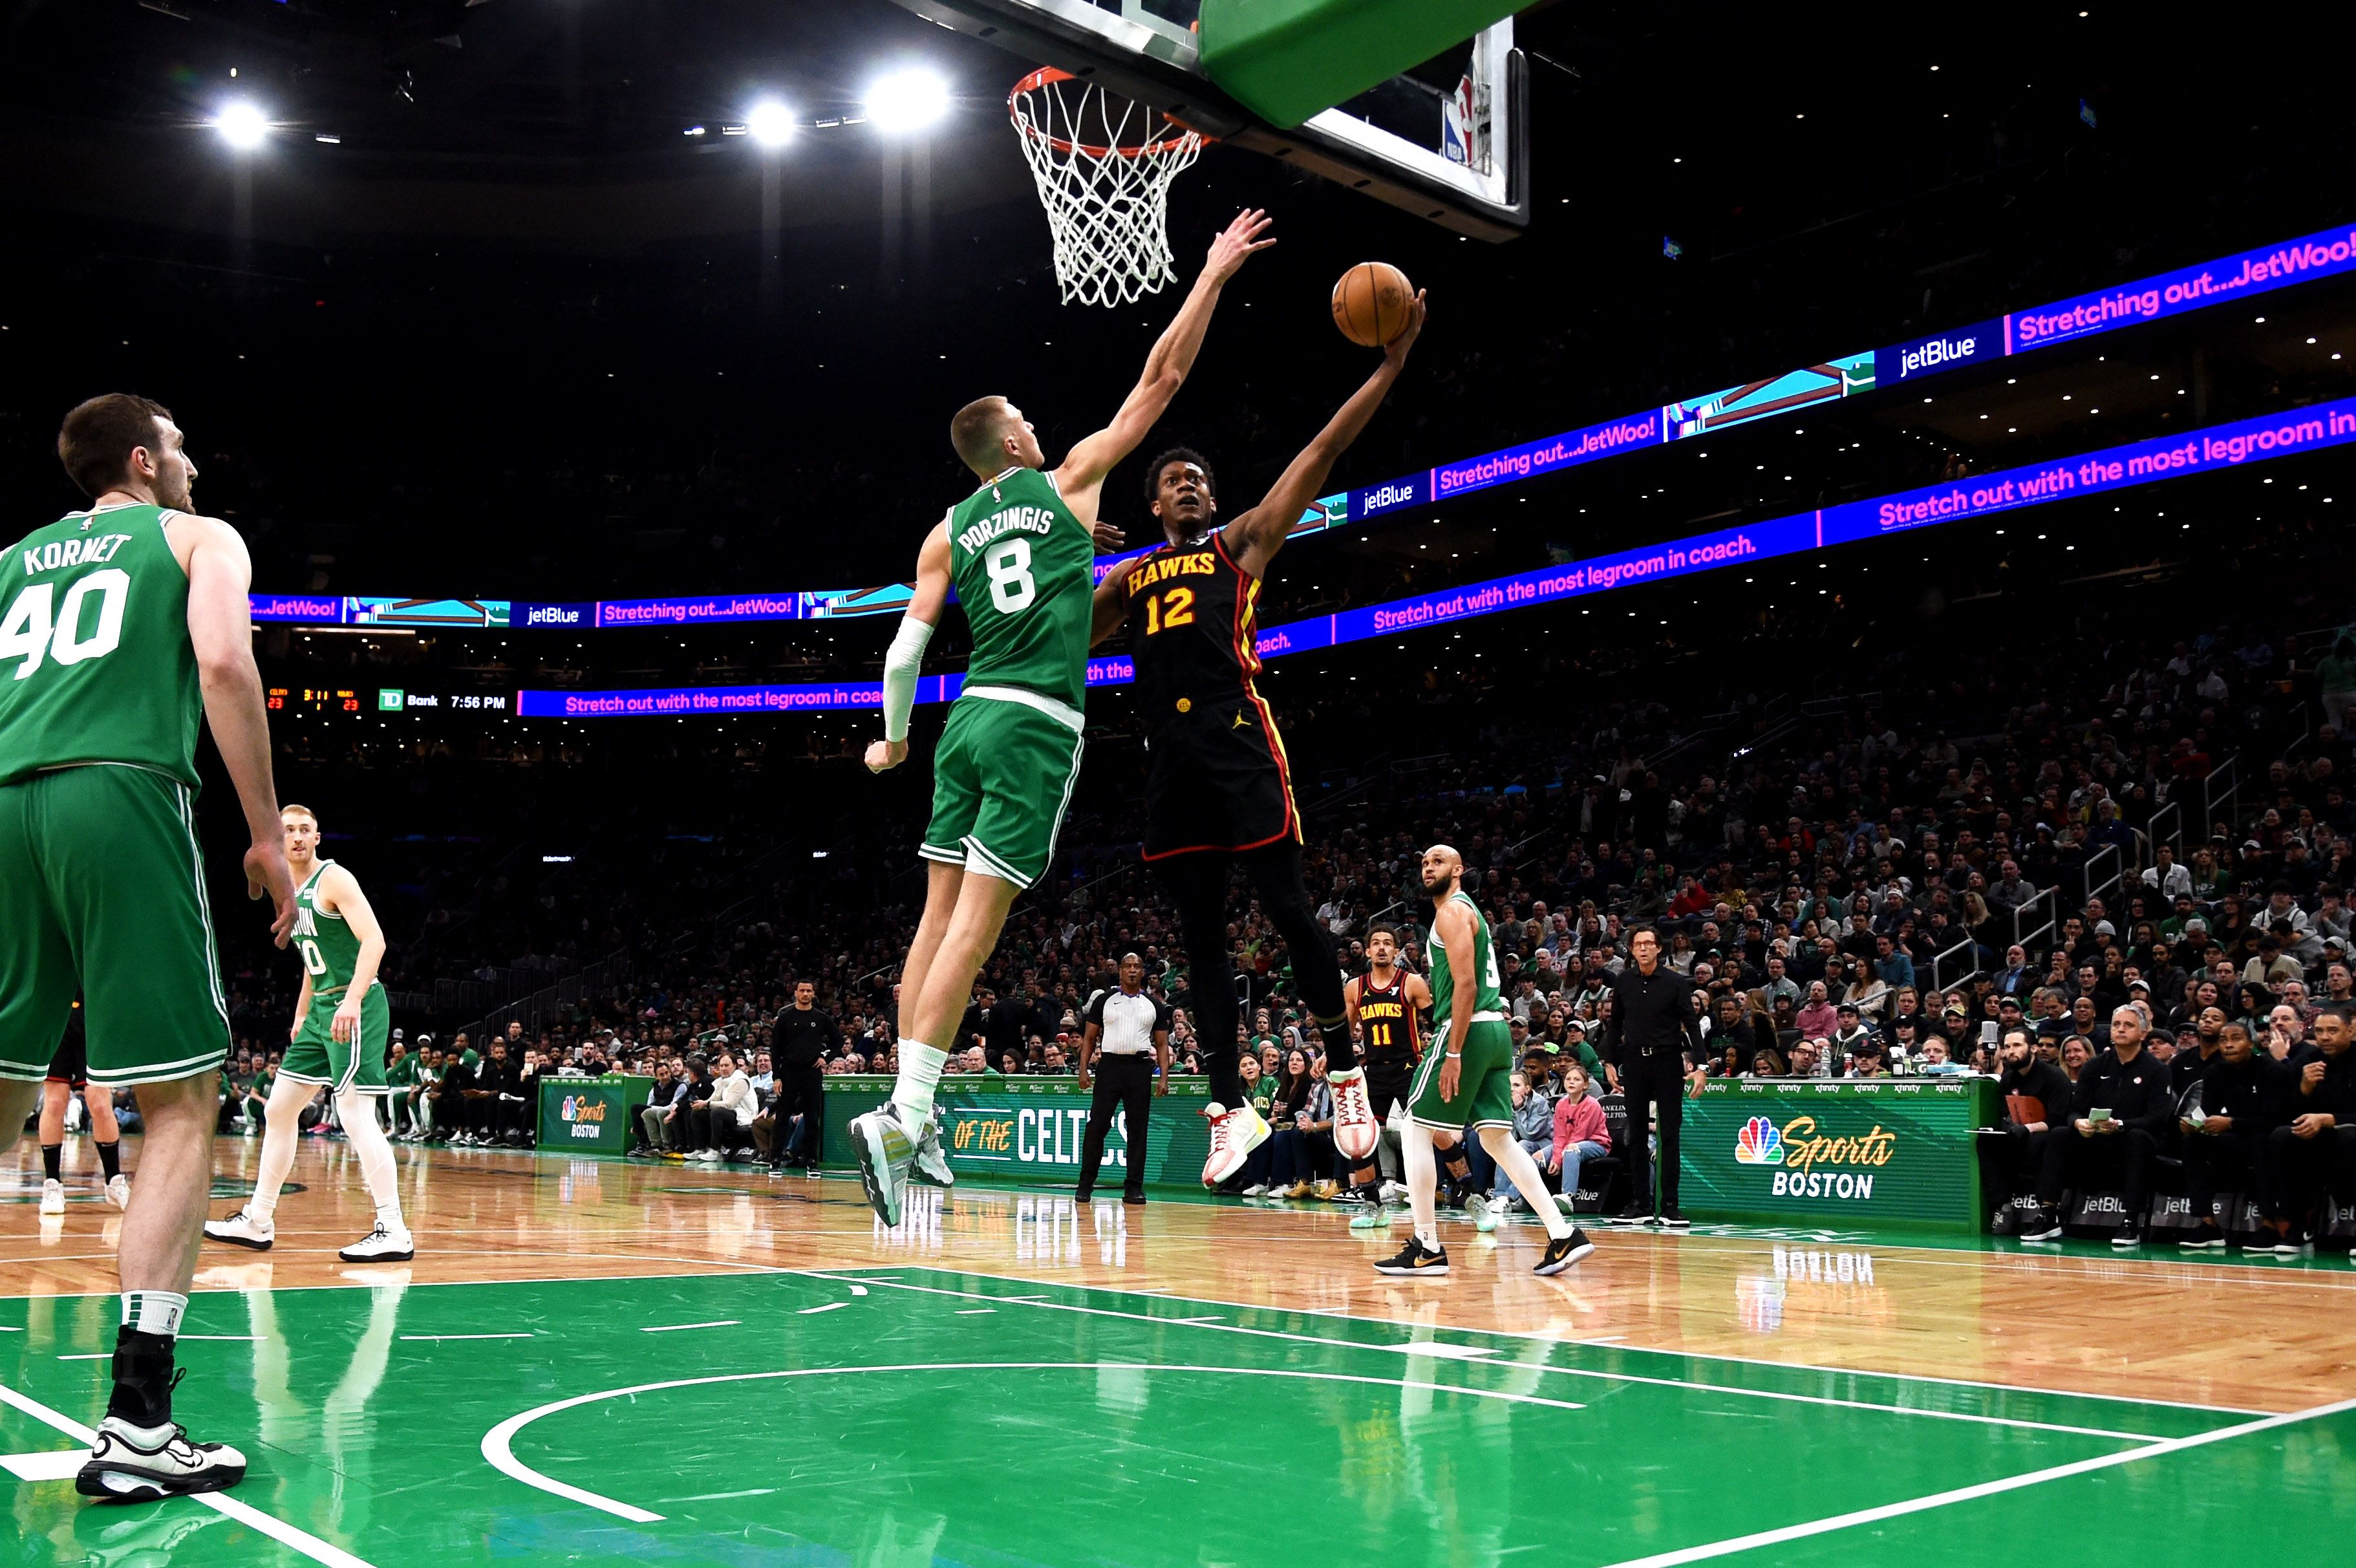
[
  {"x1": 1441, "y1": 1149, "x2": 1472, "y2": 1185},
  {"x1": 1316, "y1": 1015, "x2": 1359, "y2": 1075},
  {"x1": 105, "y1": 1328, "x2": 180, "y2": 1431},
  {"x1": 41, "y1": 1143, "x2": 61, "y2": 1183},
  {"x1": 1350, "y1": 1162, "x2": 1380, "y2": 1190},
  {"x1": 94, "y1": 1140, "x2": 120, "y2": 1180}
]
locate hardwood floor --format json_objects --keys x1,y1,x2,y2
[{"x1": 8, "y1": 1132, "x2": 2350, "y2": 1413}]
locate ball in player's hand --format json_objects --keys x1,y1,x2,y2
[{"x1": 1331, "y1": 262, "x2": 1416, "y2": 347}]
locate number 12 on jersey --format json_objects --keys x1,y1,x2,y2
[{"x1": 1142, "y1": 586, "x2": 1195, "y2": 636}]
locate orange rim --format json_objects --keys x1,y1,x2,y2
[{"x1": 1009, "y1": 67, "x2": 1208, "y2": 157}]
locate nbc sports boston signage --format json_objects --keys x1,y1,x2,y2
[
  {"x1": 535, "y1": 1076, "x2": 653, "y2": 1155},
  {"x1": 1683, "y1": 1079, "x2": 1998, "y2": 1234}
]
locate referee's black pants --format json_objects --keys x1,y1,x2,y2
[
  {"x1": 1619, "y1": 1053, "x2": 1687, "y2": 1215},
  {"x1": 1078, "y1": 1055, "x2": 1153, "y2": 1201}
]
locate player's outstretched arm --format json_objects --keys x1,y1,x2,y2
[
  {"x1": 865, "y1": 523, "x2": 953, "y2": 773},
  {"x1": 1087, "y1": 569, "x2": 1131, "y2": 649},
  {"x1": 1228, "y1": 291, "x2": 1427, "y2": 576},
  {"x1": 185, "y1": 514, "x2": 296, "y2": 946},
  {"x1": 1053, "y1": 209, "x2": 1276, "y2": 517},
  {"x1": 323, "y1": 866, "x2": 388, "y2": 1045}
]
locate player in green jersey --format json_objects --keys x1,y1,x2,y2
[
  {"x1": 205, "y1": 804, "x2": 414, "y2": 1263},
  {"x1": 850, "y1": 209, "x2": 1275, "y2": 1226},
  {"x1": 1376, "y1": 844, "x2": 1594, "y2": 1278},
  {"x1": 0, "y1": 393, "x2": 297, "y2": 1502}
]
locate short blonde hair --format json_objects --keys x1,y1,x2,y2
[{"x1": 282, "y1": 804, "x2": 317, "y2": 823}]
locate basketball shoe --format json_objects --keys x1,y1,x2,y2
[
  {"x1": 202, "y1": 1209, "x2": 273, "y2": 1251},
  {"x1": 78, "y1": 1419, "x2": 245, "y2": 1503},
  {"x1": 912, "y1": 1112, "x2": 956, "y2": 1189},
  {"x1": 1327, "y1": 1068, "x2": 1379, "y2": 1162},
  {"x1": 1200, "y1": 1101, "x2": 1270, "y2": 1187},
  {"x1": 850, "y1": 1102, "x2": 918, "y2": 1226},
  {"x1": 339, "y1": 1222, "x2": 416, "y2": 1263},
  {"x1": 1534, "y1": 1228, "x2": 1596, "y2": 1275},
  {"x1": 1373, "y1": 1237, "x2": 1449, "y2": 1276}
]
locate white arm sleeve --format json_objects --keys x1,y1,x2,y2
[{"x1": 882, "y1": 614, "x2": 934, "y2": 743}]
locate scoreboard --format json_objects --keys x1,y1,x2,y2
[{"x1": 266, "y1": 687, "x2": 361, "y2": 714}]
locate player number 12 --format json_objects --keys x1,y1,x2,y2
[{"x1": 1143, "y1": 586, "x2": 1195, "y2": 636}]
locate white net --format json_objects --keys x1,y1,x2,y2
[{"x1": 1009, "y1": 69, "x2": 1206, "y2": 309}]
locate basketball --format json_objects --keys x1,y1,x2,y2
[{"x1": 1331, "y1": 261, "x2": 1415, "y2": 347}]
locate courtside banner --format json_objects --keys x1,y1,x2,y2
[
  {"x1": 515, "y1": 397, "x2": 2356, "y2": 718},
  {"x1": 1682, "y1": 1079, "x2": 1997, "y2": 1233}
]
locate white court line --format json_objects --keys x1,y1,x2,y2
[
  {"x1": 794, "y1": 1269, "x2": 2172, "y2": 1443},
  {"x1": 56, "y1": 1354, "x2": 109, "y2": 1361},
  {"x1": 797, "y1": 1302, "x2": 849, "y2": 1316},
  {"x1": 641, "y1": 1321, "x2": 740, "y2": 1333},
  {"x1": 1590, "y1": 1393, "x2": 2356, "y2": 1568},
  {"x1": 480, "y1": 1361, "x2": 1589, "y2": 1521},
  {"x1": 0, "y1": 1379, "x2": 381, "y2": 1568},
  {"x1": 848, "y1": 1285, "x2": 868, "y2": 1296},
  {"x1": 820, "y1": 1263, "x2": 2263, "y2": 1419},
  {"x1": 1, "y1": 1448, "x2": 85, "y2": 1480},
  {"x1": 180, "y1": 1335, "x2": 259, "y2": 1341},
  {"x1": 400, "y1": 1333, "x2": 532, "y2": 1340},
  {"x1": 954, "y1": 1309, "x2": 995, "y2": 1315}
]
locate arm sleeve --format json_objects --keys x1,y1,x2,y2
[{"x1": 881, "y1": 614, "x2": 935, "y2": 743}]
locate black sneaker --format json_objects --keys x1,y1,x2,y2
[
  {"x1": 1374, "y1": 1237, "x2": 1450, "y2": 1276},
  {"x1": 1122, "y1": 1192, "x2": 1148, "y2": 1207},
  {"x1": 1534, "y1": 1228, "x2": 1595, "y2": 1275},
  {"x1": 2111, "y1": 1220, "x2": 2143, "y2": 1249},
  {"x1": 2178, "y1": 1220, "x2": 2226, "y2": 1250},
  {"x1": 1612, "y1": 1205, "x2": 1655, "y2": 1227},
  {"x1": 1658, "y1": 1209, "x2": 1691, "y2": 1229},
  {"x1": 2018, "y1": 1206, "x2": 2064, "y2": 1242},
  {"x1": 2273, "y1": 1226, "x2": 2313, "y2": 1255},
  {"x1": 1989, "y1": 1207, "x2": 2020, "y2": 1237}
]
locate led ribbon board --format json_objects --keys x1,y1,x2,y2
[
  {"x1": 513, "y1": 397, "x2": 2356, "y2": 718},
  {"x1": 259, "y1": 223, "x2": 2356, "y2": 630}
]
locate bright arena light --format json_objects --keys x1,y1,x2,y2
[
  {"x1": 213, "y1": 100, "x2": 268, "y2": 149},
  {"x1": 866, "y1": 68, "x2": 949, "y2": 131},
  {"x1": 745, "y1": 99, "x2": 795, "y2": 147}
]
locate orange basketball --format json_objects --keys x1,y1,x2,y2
[{"x1": 1331, "y1": 261, "x2": 1415, "y2": 347}]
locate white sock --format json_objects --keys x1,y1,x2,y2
[
  {"x1": 337, "y1": 1090, "x2": 406, "y2": 1232},
  {"x1": 1403, "y1": 1122, "x2": 1440, "y2": 1249},
  {"x1": 120, "y1": 1289, "x2": 187, "y2": 1339},
  {"x1": 892, "y1": 1043, "x2": 950, "y2": 1122},
  {"x1": 1484, "y1": 1127, "x2": 1570, "y2": 1240}
]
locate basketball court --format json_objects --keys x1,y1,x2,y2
[{"x1": 6, "y1": 1139, "x2": 2353, "y2": 1566}]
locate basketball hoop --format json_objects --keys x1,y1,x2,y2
[{"x1": 1009, "y1": 67, "x2": 1206, "y2": 308}]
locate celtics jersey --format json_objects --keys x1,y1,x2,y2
[
  {"x1": 292, "y1": 860, "x2": 367, "y2": 996},
  {"x1": 1428, "y1": 889, "x2": 1502, "y2": 1022},
  {"x1": 0, "y1": 504, "x2": 202, "y2": 789},
  {"x1": 947, "y1": 466, "x2": 1093, "y2": 712}
]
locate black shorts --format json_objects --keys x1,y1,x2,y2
[
  {"x1": 46, "y1": 1033, "x2": 87, "y2": 1089},
  {"x1": 1142, "y1": 699, "x2": 1298, "y2": 859},
  {"x1": 1363, "y1": 1062, "x2": 1416, "y2": 1119}
]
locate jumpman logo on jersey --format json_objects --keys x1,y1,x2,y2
[{"x1": 1232, "y1": 711, "x2": 1250, "y2": 729}]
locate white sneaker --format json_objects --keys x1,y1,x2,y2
[
  {"x1": 848, "y1": 1102, "x2": 917, "y2": 1226},
  {"x1": 76, "y1": 1416, "x2": 246, "y2": 1502},
  {"x1": 39, "y1": 1179, "x2": 65, "y2": 1216},
  {"x1": 1242, "y1": 1183, "x2": 1270, "y2": 1197},
  {"x1": 106, "y1": 1174, "x2": 131, "y2": 1210},
  {"x1": 338, "y1": 1222, "x2": 416, "y2": 1263},
  {"x1": 1379, "y1": 1181, "x2": 1409, "y2": 1203},
  {"x1": 1200, "y1": 1102, "x2": 1270, "y2": 1187},
  {"x1": 203, "y1": 1208, "x2": 275, "y2": 1251},
  {"x1": 1328, "y1": 1069, "x2": 1379, "y2": 1162}
]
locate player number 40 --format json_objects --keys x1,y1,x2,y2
[{"x1": 0, "y1": 570, "x2": 132, "y2": 679}]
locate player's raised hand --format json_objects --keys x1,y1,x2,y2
[
  {"x1": 246, "y1": 837, "x2": 297, "y2": 949},
  {"x1": 1383, "y1": 290, "x2": 1429, "y2": 368},
  {"x1": 1203, "y1": 208, "x2": 1276, "y2": 284},
  {"x1": 864, "y1": 738, "x2": 908, "y2": 774},
  {"x1": 1089, "y1": 520, "x2": 1126, "y2": 552}
]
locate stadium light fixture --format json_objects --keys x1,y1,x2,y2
[
  {"x1": 214, "y1": 100, "x2": 268, "y2": 150},
  {"x1": 866, "y1": 68, "x2": 949, "y2": 132},
  {"x1": 746, "y1": 99, "x2": 795, "y2": 147}
]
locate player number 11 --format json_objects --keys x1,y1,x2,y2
[{"x1": 1143, "y1": 586, "x2": 1195, "y2": 636}]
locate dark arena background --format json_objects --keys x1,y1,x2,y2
[{"x1": 4, "y1": 3, "x2": 2354, "y2": 1565}]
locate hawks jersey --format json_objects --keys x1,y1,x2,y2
[
  {"x1": 1121, "y1": 528, "x2": 1272, "y2": 722},
  {"x1": 291, "y1": 860, "x2": 366, "y2": 996},
  {"x1": 0, "y1": 504, "x2": 202, "y2": 789},
  {"x1": 1355, "y1": 968, "x2": 1422, "y2": 1068},
  {"x1": 946, "y1": 466, "x2": 1093, "y2": 712},
  {"x1": 1429, "y1": 890, "x2": 1502, "y2": 1023}
]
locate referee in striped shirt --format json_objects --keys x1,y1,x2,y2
[{"x1": 1076, "y1": 954, "x2": 1172, "y2": 1205}]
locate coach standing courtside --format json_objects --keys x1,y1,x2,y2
[
  {"x1": 1076, "y1": 954, "x2": 1172, "y2": 1206},
  {"x1": 1601, "y1": 927, "x2": 1707, "y2": 1228}
]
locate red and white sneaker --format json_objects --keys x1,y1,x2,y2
[
  {"x1": 1328, "y1": 1068, "x2": 1379, "y2": 1161},
  {"x1": 1201, "y1": 1102, "x2": 1270, "y2": 1188}
]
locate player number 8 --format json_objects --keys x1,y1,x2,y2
[{"x1": 983, "y1": 539, "x2": 1036, "y2": 614}]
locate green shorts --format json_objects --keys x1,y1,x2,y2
[
  {"x1": 1407, "y1": 1015, "x2": 1515, "y2": 1133},
  {"x1": 0, "y1": 764, "x2": 232, "y2": 1089},
  {"x1": 279, "y1": 982, "x2": 391, "y2": 1095},
  {"x1": 919, "y1": 687, "x2": 1085, "y2": 888}
]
